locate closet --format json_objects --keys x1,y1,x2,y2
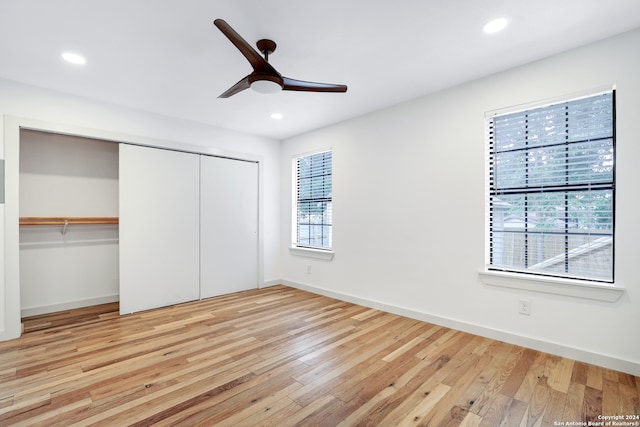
[
  {"x1": 19, "y1": 130, "x2": 120, "y2": 317},
  {"x1": 19, "y1": 130, "x2": 259, "y2": 318}
]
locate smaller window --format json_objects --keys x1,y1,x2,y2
[{"x1": 293, "y1": 149, "x2": 332, "y2": 250}]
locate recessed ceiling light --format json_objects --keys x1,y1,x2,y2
[
  {"x1": 483, "y1": 17, "x2": 509, "y2": 34},
  {"x1": 271, "y1": 113, "x2": 284, "y2": 120},
  {"x1": 61, "y1": 52, "x2": 87, "y2": 65}
]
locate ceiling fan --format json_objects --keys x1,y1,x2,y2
[{"x1": 213, "y1": 19, "x2": 348, "y2": 98}]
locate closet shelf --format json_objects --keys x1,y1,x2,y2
[{"x1": 19, "y1": 217, "x2": 119, "y2": 226}]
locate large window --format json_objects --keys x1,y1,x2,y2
[
  {"x1": 294, "y1": 149, "x2": 332, "y2": 250},
  {"x1": 487, "y1": 90, "x2": 615, "y2": 282}
]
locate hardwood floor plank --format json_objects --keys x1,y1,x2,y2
[
  {"x1": 460, "y1": 410, "x2": 483, "y2": 427},
  {"x1": 454, "y1": 335, "x2": 490, "y2": 362},
  {"x1": 441, "y1": 405, "x2": 473, "y2": 427},
  {"x1": 475, "y1": 392, "x2": 512, "y2": 427},
  {"x1": 469, "y1": 342, "x2": 522, "y2": 416},
  {"x1": 273, "y1": 394, "x2": 340, "y2": 427},
  {"x1": 340, "y1": 357, "x2": 451, "y2": 425},
  {"x1": 209, "y1": 382, "x2": 306, "y2": 427},
  {"x1": 335, "y1": 386, "x2": 397, "y2": 426},
  {"x1": 0, "y1": 394, "x2": 51, "y2": 420},
  {"x1": 547, "y1": 356, "x2": 575, "y2": 394},
  {"x1": 520, "y1": 373, "x2": 552, "y2": 427},
  {"x1": 217, "y1": 395, "x2": 299, "y2": 427},
  {"x1": 22, "y1": 302, "x2": 119, "y2": 333},
  {"x1": 563, "y1": 382, "x2": 586, "y2": 422},
  {"x1": 619, "y1": 382, "x2": 640, "y2": 415},
  {"x1": 159, "y1": 359, "x2": 305, "y2": 426},
  {"x1": 422, "y1": 331, "x2": 475, "y2": 365},
  {"x1": 375, "y1": 375, "x2": 449, "y2": 426},
  {"x1": 428, "y1": 351, "x2": 511, "y2": 426},
  {"x1": 500, "y1": 348, "x2": 540, "y2": 398},
  {"x1": 141, "y1": 359, "x2": 309, "y2": 427},
  {"x1": 296, "y1": 323, "x2": 379, "y2": 364},
  {"x1": 583, "y1": 385, "x2": 603, "y2": 424},
  {"x1": 541, "y1": 389, "x2": 567, "y2": 427},
  {"x1": 602, "y1": 378, "x2": 622, "y2": 416},
  {"x1": 250, "y1": 325, "x2": 357, "y2": 377},
  {"x1": 242, "y1": 398, "x2": 303, "y2": 427},
  {"x1": 396, "y1": 382, "x2": 451, "y2": 426},
  {"x1": 10, "y1": 397, "x2": 92, "y2": 427},
  {"x1": 497, "y1": 397, "x2": 527, "y2": 427},
  {"x1": 0, "y1": 285, "x2": 637, "y2": 425},
  {"x1": 73, "y1": 369, "x2": 255, "y2": 426},
  {"x1": 586, "y1": 364, "x2": 604, "y2": 390},
  {"x1": 374, "y1": 350, "x2": 466, "y2": 425},
  {"x1": 514, "y1": 351, "x2": 550, "y2": 403},
  {"x1": 446, "y1": 353, "x2": 494, "y2": 413},
  {"x1": 571, "y1": 360, "x2": 589, "y2": 385},
  {"x1": 381, "y1": 335, "x2": 427, "y2": 363},
  {"x1": 13, "y1": 337, "x2": 217, "y2": 401},
  {"x1": 350, "y1": 307, "x2": 379, "y2": 321},
  {"x1": 331, "y1": 347, "x2": 420, "y2": 404},
  {"x1": 289, "y1": 335, "x2": 398, "y2": 407}
]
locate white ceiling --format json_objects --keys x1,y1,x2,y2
[{"x1": 1, "y1": 0, "x2": 640, "y2": 140}]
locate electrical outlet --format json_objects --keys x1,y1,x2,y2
[
  {"x1": 306, "y1": 265, "x2": 312, "y2": 275},
  {"x1": 519, "y1": 299, "x2": 531, "y2": 315}
]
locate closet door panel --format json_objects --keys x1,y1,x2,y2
[
  {"x1": 200, "y1": 156, "x2": 258, "y2": 298},
  {"x1": 119, "y1": 144, "x2": 200, "y2": 314}
]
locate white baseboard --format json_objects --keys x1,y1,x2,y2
[
  {"x1": 260, "y1": 279, "x2": 282, "y2": 289},
  {"x1": 21, "y1": 294, "x2": 119, "y2": 317},
  {"x1": 280, "y1": 280, "x2": 640, "y2": 377}
]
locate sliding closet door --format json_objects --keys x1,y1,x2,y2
[
  {"x1": 200, "y1": 156, "x2": 258, "y2": 298},
  {"x1": 119, "y1": 144, "x2": 200, "y2": 314}
]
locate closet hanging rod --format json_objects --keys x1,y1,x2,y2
[{"x1": 19, "y1": 217, "x2": 119, "y2": 226}]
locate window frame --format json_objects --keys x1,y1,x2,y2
[
  {"x1": 291, "y1": 148, "x2": 333, "y2": 254},
  {"x1": 483, "y1": 87, "x2": 619, "y2": 294}
]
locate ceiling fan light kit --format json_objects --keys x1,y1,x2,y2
[
  {"x1": 250, "y1": 80, "x2": 282, "y2": 94},
  {"x1": 213, "y1": 19, "x2": 347, "y2": 98},
  {"x1": 249, "y1": 73, "x2": 283, "y2": 94}
]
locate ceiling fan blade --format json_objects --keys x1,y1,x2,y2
[
  {"x1": 218, "y1": 75, "x2": 251, "y2": 98},
  {"x1": 214, "y1": 19, "x2": 277, "y2": 74},
  {"x1": 283, "y1": 77, "x2": 347, "y2": 93}
]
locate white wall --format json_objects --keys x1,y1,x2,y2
[
  {"x1": 280, "y1": 28, "x2": 640, "y2": 375},
  {"x1": 0, "y1": 79, "x2": 281, "y2": 338},
  {"x1": 19, "y1": 130, "x2": 119, "y2": 315}
]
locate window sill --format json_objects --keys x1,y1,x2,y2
[
  {"x1": 478, "y1": 270, "x2": 624, "y2": 302},
  {"x1": 289, "y1": 246, "x2": 334, "y2": 260}
]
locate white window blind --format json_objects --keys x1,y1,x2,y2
[
  {"x1": 295, "y1": 150, "x2": 332, "y2": 249},
  {"x1": 487, "y1": 91, "x2": 615, "y2": 282}
]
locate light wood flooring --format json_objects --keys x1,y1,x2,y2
[{"x1": 1, "y1": 285, "x2": 638, "y2": 426}]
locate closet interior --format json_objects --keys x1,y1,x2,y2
[{"x1": 19, "y1": 130, "x2": 120, "y2": 318}]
